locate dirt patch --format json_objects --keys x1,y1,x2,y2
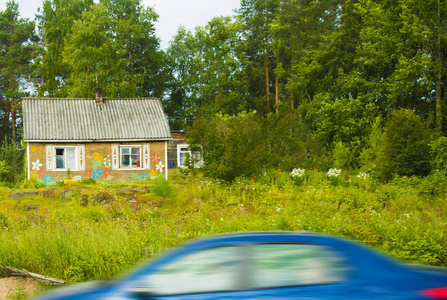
[{"x1": 0, "y1": 277, "x2": 41, "y2": 300}]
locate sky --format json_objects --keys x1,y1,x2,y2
[{"x1": 0, "y1": 0, "x2": 241, "y2": 49}]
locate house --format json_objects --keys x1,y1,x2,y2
[
  {"x1": 22, "y1": 92, "x2": 172, "y2": 184},
  {"x1": 167, "y1": 130, "x2": 187, "y2": 168},
  {"x1": 167, "y1": 131, "x2": 202, "y2": 169}
]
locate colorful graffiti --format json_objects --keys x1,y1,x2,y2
[
  {"x1": 155, "y1": 161, "x2": 165, "y2": 173},
  {"x1": 131, "y1": 152, "x2": 164, "y2": 180},
  {"x1": 30, "y1": 146, "x2": 42, "y2": 158},
  {"x1": 92, "y1": 169, "x2": 103, "y2": 180},
  {"x1": 32, "y1": 159, "x2": 43, "y2": 171},
  {"x1": 33, "y1": 148, "x2": 163, "y2": 183},
  {"x1": 149, "y1": 169, "x2": 158, "y2": 177}
]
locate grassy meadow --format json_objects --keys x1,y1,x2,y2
[{"x1": 0, "y1": 169, "x2": 446, "y2": 286}]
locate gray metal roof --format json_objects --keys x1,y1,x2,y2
[{"x1": 23, "y1": 98, "x2": 172, "y2": 142}]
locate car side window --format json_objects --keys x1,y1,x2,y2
[
  {"x1": 250, "y1": 243, "x2": 348, "y2": 289},
  {"x1": 147, "y1": 246, "x2": 242, "y2": 295}
]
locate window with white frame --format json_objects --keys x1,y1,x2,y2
[
  {"x1": 54, "y1": 147, "x2": 78, "y2": 170},
  {"x1": 177, "y1": 144, "x2": 202, "y2": 168},
  {"x1": 120, "y1": 146, "x2": 142, "y2": 168}
]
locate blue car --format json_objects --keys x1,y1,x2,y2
[{"x1": 34, "y1": 232, "x2": 447, "y2": 299}]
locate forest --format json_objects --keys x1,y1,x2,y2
[{"x1": 1, "y1": 0, "x2": 447, "y2": 183}]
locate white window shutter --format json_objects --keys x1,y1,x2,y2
[
  {"x1": 78, "y1": 145, "x2": 85, "y2": 171},
  {"x1": 143, "y1": 144, "x2": 150, "y2": 169},
  {"x1": 46, "y1": 145, "x2": 53, "y2": 170},
  {"x1": 111, "y1": 144, "x2": 119, "y2": 170}
]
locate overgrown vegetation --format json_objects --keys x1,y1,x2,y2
[
  {"x1": 188, "y1": 108, "x2": 440, "y2": 182},
  {"x1": 1, "y1": 0, "x2": 447, "y2": 293},
  {"x1": 0, "y1": 138, "x2": 24, "y2": 184},
  {"x1": 0, "y1": 171, "x2": 446, "y2": 288}
]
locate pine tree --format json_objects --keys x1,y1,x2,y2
[{"x1": 0, "y1": 0, "x2": 38, "y2": 142}]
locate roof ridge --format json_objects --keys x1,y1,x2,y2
[{"x1": 22, "y1": 97, "x2": 160, "y2": 100}]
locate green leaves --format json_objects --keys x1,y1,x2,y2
[
  {"x1": 63, "y1": 3, "x2": 113, "y2": 98},
  {"x1": 36, "y1": 0, "x2": 94, "y2": 96},
  {"x1": 0, "y1": 0, "x2": 38, "y2": 142},
  {"x1": 165, "y1": 16, "x2": 249, "y2": 128},
  {"x1": 37, "y1": 0, "x2": 163, "y2": 99},
  {"x1": 376, "y1": 109, "x2": 434, "y2": 181}
]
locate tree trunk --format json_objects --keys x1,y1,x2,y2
[
  {"x1": 3, "y1": 77, "x2": 11, "y2": 140},
  {"x1": 436, "y1": 68, "x2": 442, "y2": 134},
  {"x1": 41, "y1": 37, "x2": 45, "y2": 88},
  {"x1": 436, "y1": 0, "x2": 443, "y2": 134},
  {"x1": 275, "y1": 77, "x2": 279, "y2": 114},
  {"x1": 291, "y1": 90, "x2": 294, "y2": 109},
  {"x1": 265, "y1": 55, "x2": 270, "y2": 112},
  {"x1": 11, "y1": 110, "x2": 16, "y2": 144}
]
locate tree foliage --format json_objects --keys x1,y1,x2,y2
[
  {"x1": 0, "y1": 137, "x2": 23, "y2": 183},
  {"x1": 36, "y1": 0, "x2": 93, "y2": 97},
  {"x1": 187, "y1": 109, "x2": 329, "y2": 181},
  {"x1": 0, "y1": 0, "x2": 38, "y2": 143},
  {"x1": 61, "y1": 0, "x2": 163, "y2": 98},
  {"x1": 376, "y1": 109, "x2": 435, "y2": 181},
  {"x1": 3, "y1": 0, "x2": 447, "y2": 183}
]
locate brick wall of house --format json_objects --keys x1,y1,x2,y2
[{"x1": 27, "y1": 141, "x2": 167, "y2": 184}]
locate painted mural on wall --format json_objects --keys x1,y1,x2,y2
[
  {"x1": 131, "y1": 154, "x2": 164, "y2": 180},
  {"x1": 86, "y1": 151, "x2": 113, "y2": 181},
  {"x1": 31, "y1": 148, "x2": 165, "y2": 184}
]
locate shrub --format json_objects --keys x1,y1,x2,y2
[
  {"x1": 150, "y1": 175, "x2": 177, "y2": 199},
  {"x1": 80, "y1": 178, "x2": 97, "y2": 185},
  {"x1": 360, "y1": 116, "x2": 384, "y2": 175},
  {"x1": 187, "y1": 111, "x2": 266, "y2": 181},
  {"x1": 62, "y1": 179, "x2": 80, "y2": 187},
  {"x1": 0, "y1": 138, "x2": 24, "y2": 183},
  {"x1": 429, "y1": 136, "x2": 447, "y2": 173},
  {"x1": 332, "y1": 140, "x2": 362, "y2": 171},
  {"x1": 187, "y1": 109, "x2": 331, "y2": 182},
  {"x1": 375, "y1": 109, "x2": 434, "y2": 181},
  {"x1": 20, "y1": 177, "x2": 45, "y2": 189}
]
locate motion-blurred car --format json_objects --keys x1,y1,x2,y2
[{"x1": 34, "y1": 232, "x2": 447, "y2": 299}]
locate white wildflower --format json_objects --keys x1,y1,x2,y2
[
  {"x1": 357, "y1": 173, "x2": 369, "y2": 179},
  {"x1": 327, "y1": 168, "x2": 341, "y2": 177},
  {"x1": 291, "y1": 168, "x2": 305, "y2": 178}
]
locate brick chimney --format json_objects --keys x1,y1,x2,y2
[{"x1": 95, "y1": 88, "x2": 103, "y2": 105}]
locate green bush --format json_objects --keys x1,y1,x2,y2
[
  {"x1": 187, "y1": 111, "x2": 266, "y2": 181},
  {"x1": 360, "y1": 116, "x2": 384, "y2": 176},
  {"x1": 418, "y1": 172, "x2": 447, "y2": 200},
  {"x1": 375, "y1": 109, "x2": 434, "y2": 181},
  {"x1": 429, "y1": 136, "x2": 447, "y2": 173},
  {"x1": 20, "y1": 177, "x2": 46, "y2": 189},
  {"x1": 80, "y1": 178, "x2": 97, "y2": 185},
  {"x1": 257, "y1": 168, "x2": 292, "y2": 189},
  {"x1": 0, "y1": 138, "x2": 24, "y2": 183},
  {"x1": 332, "y1": 140, "x2": 362, "y2": 171},
  {"x1": 187, "y1": 110, "x2": 331, "y2": 182},
  {"x1": 150, "y1": 176, "x2": 177, "y2": 199}
]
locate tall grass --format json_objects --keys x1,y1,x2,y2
[{"x1": 0, "y1": 171, "x2": 446, "y2": 285}]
